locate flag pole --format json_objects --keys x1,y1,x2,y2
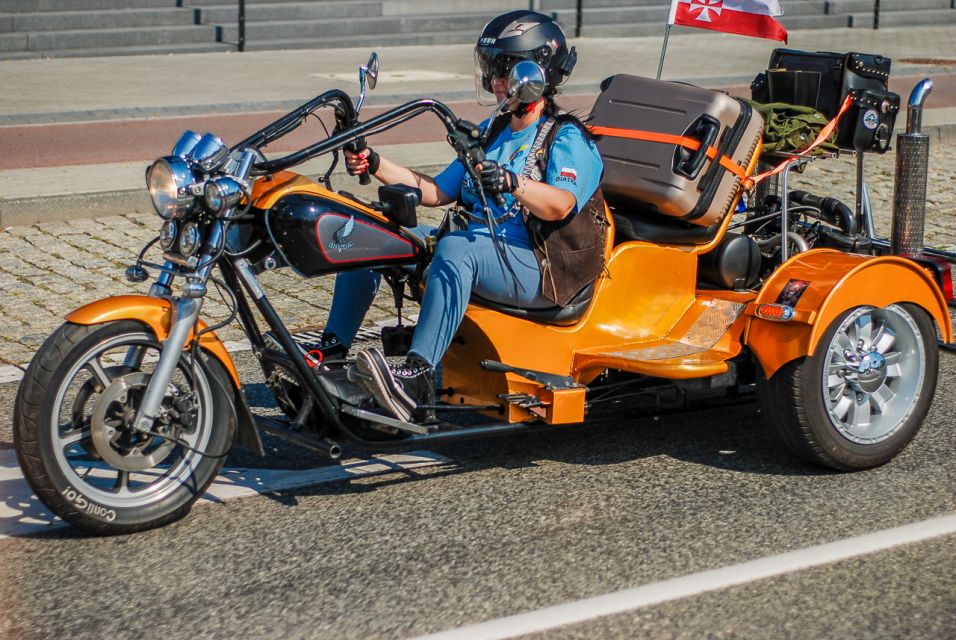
[{"x1": 656, "y1": 24, "x2": 671, "y2": 80}]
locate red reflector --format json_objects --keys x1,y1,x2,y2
[
  {"x1": 942, "y1": 266, "x2": 954, "y2": 301},
  {"x1": 756, "y1": 303, "x2": 795, "y2": 321}
]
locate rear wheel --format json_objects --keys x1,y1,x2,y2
[
  {"x1": 14, "y1": 320, "x2": 236, "y2": 534},
  {"x1": 758, "y1": 303, "x2": 938, "y2": 470}
]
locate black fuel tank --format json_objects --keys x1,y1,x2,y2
[{"x1": 267, "y1": 193, "x2": 423, "y2": 277}]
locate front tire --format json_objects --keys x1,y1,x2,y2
[
  {"x1": 14, "y1": 320, "x2": 236, "y2": 534},
  {"x1": 758, "y1": 303, "x2": 938, "y2": 470}
]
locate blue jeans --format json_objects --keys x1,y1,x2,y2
[{"x1": 325, "y1": 225, "x2": 550, "y2": 366}]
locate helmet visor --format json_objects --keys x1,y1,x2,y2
[{"x1": 474, "y1": 47, "x2": 524, "y2": 106}]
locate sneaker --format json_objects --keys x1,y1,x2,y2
[
  {"x1": 353, "y1": 348, "x2": 435, "y2": 422},
  {"x1": 264, "y1": 331, "x2": 347, "y2": 367}
]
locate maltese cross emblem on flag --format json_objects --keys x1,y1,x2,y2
[{"x1": 690, "y1": 0, "x2": 722, "y2": 22}]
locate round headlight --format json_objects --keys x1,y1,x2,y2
[
  {"x1": 146, "y1": 157, "x2": 196, "y2": 220},
  {"x1": 159, "y1": 220, "x2": 178, "y2": 251},
  {"x1": 204, "y1": 177, "x2": 244, "y2": 215},
  {"x1": 179, "y1": 221, "x2": 202, "y2": 256}
]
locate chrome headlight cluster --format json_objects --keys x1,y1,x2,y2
[{"x1": 146, "y1": 130, "x2": 234, "y2": 220}]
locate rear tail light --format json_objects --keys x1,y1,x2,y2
[{"x1": 756, "y1": 303, "x2": 795, "y2": 321}]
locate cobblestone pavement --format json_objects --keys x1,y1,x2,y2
[{"x1": 1, "y1": 142, "x2": 955, "y2": 367}]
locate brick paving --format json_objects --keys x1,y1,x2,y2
[{"x1": 1, "y1": 141, "x2": 955, "y2": 367}]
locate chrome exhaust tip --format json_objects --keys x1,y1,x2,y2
[{"x1": 891, "y1": 79, "x2": 933, "y2": 258}]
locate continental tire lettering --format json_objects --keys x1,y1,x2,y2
[{"x1": 62, "y1": 486, "x2": 117, "y2": 522}]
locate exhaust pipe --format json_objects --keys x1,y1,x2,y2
[{"x1": 891, "y1": 79, "x2": 933, "y2": 257}]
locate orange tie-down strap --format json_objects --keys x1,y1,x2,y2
[
  {"x1": 589, "y1": 93, "x2": 855, "y2": 191},
  {"x1": 587, "y1": 125, "x2": 756, "y2": 189}
]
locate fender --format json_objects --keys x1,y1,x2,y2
[
  {"x1": 745, "y1": 250, "x2": 953, "y2": 378},
  {"x1": 65, "y1": 295, "x2": 265, "y2": 456},
  {"x1": 66, "y1": 295, "x2": 240, "y2": 384}
]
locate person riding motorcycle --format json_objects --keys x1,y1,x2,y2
[{"x1": 331, "y1": 10, "x2": 607, "y2": 422}]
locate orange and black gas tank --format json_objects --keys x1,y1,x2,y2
[{"x1": 255, "y1": 174, "x2": 425, "y2": 277}]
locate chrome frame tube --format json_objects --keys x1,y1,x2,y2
[{"x1": 133, "y1": 296, "x2": 203, "y2": 432}]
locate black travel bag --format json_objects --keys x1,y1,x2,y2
[{"x1": 751, "y1": 49, "x2": 891, "y2": 120}]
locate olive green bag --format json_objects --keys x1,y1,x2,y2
[{"x1": 744, "y1": 100, "x2": 838, "y2": 155}]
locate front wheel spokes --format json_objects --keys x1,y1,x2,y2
[{"x1": 84, "y1": 356, "x2": 112, "y2": 391}]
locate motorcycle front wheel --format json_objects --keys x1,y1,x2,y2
[{"x1": 14, "y1": 320, "x2": 235, "y2": 534}]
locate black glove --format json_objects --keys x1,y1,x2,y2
[{"x1": 478, "y1": 161, "x2": 518, "y2": 196}]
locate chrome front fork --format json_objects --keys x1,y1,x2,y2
[
  {"x1": 132, "y1": 295, "x2": 204, "y2": 433},
  {"x1": 130, "y1": 223, "x2": 224, "y2": 433}
]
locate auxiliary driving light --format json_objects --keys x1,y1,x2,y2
[
  {"x1": 179, "y1": 221, "x2": 202, "y2": 256},
  {"x1": 204, "y1": 177, "x2": 244, "y2": 215},
  {"x1": 159, "y1": 220, "x2": 178, "y2": 251}
]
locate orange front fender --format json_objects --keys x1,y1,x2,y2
[
  {"x1": 746, "y1": 250, "x2": 953, "y2": 378},
  {"x1": 65, "y1": 295, "x2": 241, "y2": 387}
]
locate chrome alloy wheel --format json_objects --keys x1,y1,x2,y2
[
  {"x1": 50, "y1": 332, "x2": 213, "y2": 509},
  {"x1": 822, "y1": 304, "x2": 926, "y2": 445}
]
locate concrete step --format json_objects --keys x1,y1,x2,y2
[
  {"x1": 186, "y1": 0, "x2": 362, "y2": 5},
  {"x1": 552, "y1": 6, "x2": 671, "y2": 25},
  {"x1": 848, "y1": 8, "x2": 956, "y2": 27},
  {"x1": 2, "y1": 8, "x2": 195, "y2": 33},
  {"x1": 3, "y1": 24, "x2": 219, "y2": 53},
  {"x1": 541, "y1": 0, "x2": 667, "y2": 8},
  {"x1": 0, "y1": 40, "x2": 234, "y2": 60},
  {"x1": 242, "y1": 29, "x2": 479, "y2": 51},
  {"x1": 197, "y1": 1, "x2": 381, "y2": 24},
  {"x1": 0, "y1": 0, "x2": 175, "y2": 11},
  {"x1": 826, "y1": 0, "x2": 953, "y2": 12},
  {"x1": 219, "y1": 13, "x2": 491, "y2": 42},
  {"x1": 778, "y1": 14, "x2": 852, "y2": 29}
]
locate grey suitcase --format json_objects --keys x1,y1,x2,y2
[{"x1": 590, "y1": 74, "x2": 763, "y2": 227}]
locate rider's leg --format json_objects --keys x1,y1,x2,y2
[
  {"x1": 408, "y1": 227, "x2": 547, "y2": 366},
  {"x1": 355, "y1": 228, "x2": 547, "y2": 420},
  {"x1": 323, "y1": 269, "x2": 382, "y2": 349}
]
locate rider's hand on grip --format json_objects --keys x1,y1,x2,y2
[
  {"x1": 345, "y1": 139, "x2": 379, "y2": 185},
  {"x1": 478, "y1": 161, "x2": 517, "y2": 208}
]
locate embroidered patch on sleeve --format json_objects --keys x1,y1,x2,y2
[{"x1": 557, "y1": 167, "x2": 578, "y2": 183}]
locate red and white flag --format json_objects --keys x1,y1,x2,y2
[{"x1": 668, "y1": 0, "x2": 788, "y2": 43}]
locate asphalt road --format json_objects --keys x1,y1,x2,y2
[{"x1": 1, "y1": 341, "x2": 955, "y2": 639}]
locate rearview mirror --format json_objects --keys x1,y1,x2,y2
[
  {"x1": 509, "y1": 60, "x2": 546, "y2": 104},
  {"x1": 365, "y1": 52, "x2": 379, "y2": 90}
]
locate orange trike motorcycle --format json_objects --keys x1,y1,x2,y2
[{"x1": 14, "y1": 54, "x2": 954, "y2": 533}]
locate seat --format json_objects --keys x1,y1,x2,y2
[
  {"x1": 470, "y1": 281, "x2": 596, "y2": 326},
  {"x1": 611, "y1": 207, "x2": 722, "y2": 246}
]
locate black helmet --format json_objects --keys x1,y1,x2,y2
[{"x1": 474, "y1": 10, "x2": 576, "y2": 105}]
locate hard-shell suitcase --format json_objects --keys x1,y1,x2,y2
[{"x1": 590, "y1": 74, "x2": 763, "y2": 227}]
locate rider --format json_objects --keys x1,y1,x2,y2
[{"x1": 332, "y1": 10, "x2": 607, "y2": 422}]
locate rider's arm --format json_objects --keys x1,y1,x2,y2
[
  {"x1": 522, "y1": 123, "x2": 603, "y2": 223},
  {"x1": 511, "y1": 178, "x2": 576, "y2": 222},
  {"x1": 345, "y1": 149, "x2": 453, "y2": 207}
]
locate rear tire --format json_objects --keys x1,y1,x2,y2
[
  {"x1": 758, "y1": 303, "x2": 938, "y2": 470},
  {"x1": 14, "y1": 321, "x2": 236, "y2": 534}
]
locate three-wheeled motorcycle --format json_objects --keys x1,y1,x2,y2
[{"x1": 14, "y1": 54, "x2": 954, "y2": 533}]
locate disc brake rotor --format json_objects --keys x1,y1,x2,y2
[{"x1": 90, "y1": 372, "x2": 176, "y2": 472}]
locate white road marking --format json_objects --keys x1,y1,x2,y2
[
  {"x1": 0, "y1": 448, "x2": 449, "y2": 539},
  {"x1": 409, "y1": 512, "x2": 956, "y2": 640}
]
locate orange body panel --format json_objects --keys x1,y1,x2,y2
[
  {"x1": 441, "y1": 240, "x2": 701, "y2": 417},
  {"x1": 64, "y1": 295, "x2": 241, "y2": 387},
  {"x1": 746, "y1": 250, "x2": 953, "y2": 378}
]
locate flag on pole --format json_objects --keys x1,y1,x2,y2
[{"x1": 668, "y1": 0, "x2": 788, "y2": 43}]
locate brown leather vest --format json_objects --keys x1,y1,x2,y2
[{"x1": 524, "y1": 186, "x2": 608, "y2": 306}]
